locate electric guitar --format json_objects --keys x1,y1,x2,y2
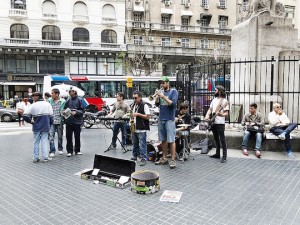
[{"x1": 207, "y1": 102, "x2": 229, "y2": 131}]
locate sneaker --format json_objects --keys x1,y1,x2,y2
[
  {"x1": 221, "y1": 157, "x2": 227, "y2": 163},
  {"x1": 255, "y1": 150, "x2": 261, "y2": 158},
  {"x1": 130, "y1": 156, "x2": 137, "y2": 161},
  {"x1": 76, "y1": 152, "x2": 82, "y2": 155},
  {"x1": 278, "y1": 132, "x2": 286, "y2": 140},
  {"x1": 209, "y1": 154, "x2": 221, "y2": 159},
  {"x1": 242, "y1": 149, "x2": 249, "y2": 156},
  {"x1": 140, "y1": 158, "x2": 146, "y2": 166},
  {"x1": 42, "y1": 158, "x2": 52, "y2": 163},
  {"x1": 49, "y1": 153, "x2": 55, "y2": 158},
  {"x1": 67, "y1": 153, "x2": 72, "y2": 157},
  {"x1": 33, "y1": 158, "x2": 40, "y2": 163},
  {"x1": 58, "y1": 151, "x2": 63, "y2": 155},
  {"x1": 155, "y1": 158, "x2": 169, "y2": 165},
  {"x1": 107, "y1": 144, "x2": 116, "y2": 150},
  {"x1": 286, "y1": 152, "x2": 295, "y2": 159},
  {"x1": 169, "y1": 160, "x2": 176, "y2": 169}
]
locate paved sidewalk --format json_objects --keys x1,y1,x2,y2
[{"x1": 0, "y1": 124, "x2": 299, "y2": 225}]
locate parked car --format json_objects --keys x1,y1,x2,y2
[{"x1": 0, "y1": 104, "x2": 19, "y2": 122}]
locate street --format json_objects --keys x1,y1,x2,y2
[{"x1": 0, "y1": 122, "x2": 299, "y2": 225}]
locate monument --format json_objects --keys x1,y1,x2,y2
[{"x1": 230, "y1": 0, "x2": 300, "y2": 122}]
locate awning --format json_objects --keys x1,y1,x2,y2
[
  {"x1": 161, "y1": 8, "x2": 173, "y2": 15},
  {"x1": 1, "y1": 82, "x2": 36, "y2": 86},
  {"x1": 133, "y1": 5, "x2": 145, "y2": 12},
  {"x1": 181, "y1": 10, "x2": 193, "y2": 17},
  {"x1": 200, "y1": 13, "x2": 212, "y2": 23}
]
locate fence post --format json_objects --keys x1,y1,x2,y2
[
  {"x1": 188, "y1": 63, "x2": 192, "y2": 115},
  {"x1": 270, "y1": 56, "x2": 275, "y2": 112}
]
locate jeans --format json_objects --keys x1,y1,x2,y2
[
  {"x1": 132, "y1": 132, "x2": 147, "y2": 160},
  {"x1": 242, "y1": 130, "x2": 263, "y2": 151},
  {"x1": 66, "y1": 124, "x2": 81, "y2": 154},
  {"x1": 270, "y1": 123, "x2": 297, "y2": 152},
  {"x1": 158, "y1": 120, "x2": 176, "y2": 143},
  {"x1": 211, "y1": 124, "x2": 227, "y2": 157},
  {"x1": 49, "y1": 123, "x2": 64, "y2": 153},
  {"x1": 33, "y1": 131, "x2": 49, "y2": 160},
  {"x1": 111, "y1": 122, "x2": 127, "y2": 147}
]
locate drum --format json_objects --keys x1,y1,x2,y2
[
  {"x1": 131, "y1": 170, "x2": 160, "y2": 194},
  {"x1": 180, "y1": 130, "x2": 189, "y2": 137}
]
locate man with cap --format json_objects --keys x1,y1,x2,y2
[
  {"x1": 63, "y1": 87, "x2": 84, "y2": 157},
  {"x1": 154, "y1": 76, "x2": 179, "y2": 169},
  {"x1": 204, "y1": 85, "x2": 229, "y2": 163},
  {"x1": 23, "y1": 92, "x2": 53, "y2": 163}
]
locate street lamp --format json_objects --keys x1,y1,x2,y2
[{"x1": 103, "y1": 59, "x2": 108, "y2": 76}]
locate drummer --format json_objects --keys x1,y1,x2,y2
[{"x1": 175, "y1": 103, "x2": 191, "y2": 158}]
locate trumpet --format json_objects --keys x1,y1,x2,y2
[{"x1": 149, "y1": 88, "x2": 163, "y2": 101}]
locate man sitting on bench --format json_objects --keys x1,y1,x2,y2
[{"x1": 268, "y1": 103, "x2": 297, "y2": 159}]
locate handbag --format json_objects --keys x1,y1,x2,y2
[{"x1": 246, "y1": 125, "x2": 264, "y2": 133}]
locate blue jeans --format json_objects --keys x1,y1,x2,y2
[
  {"x1": 158, "y1": 120, "x2": 176, "y2": 143},
  {"x1": 111, "y1": 122, "x2": 127, "y2": 147},
  {"x1": 270, "y1": 123, "x2": 297, "y2": 152},
  {"x1": 49, "y1": 123, "x2": 64, "y2": 153},
  {"x1": 242, "y1": 130, "x2": 263, "y2": 151},
  {"x1": 33, "y1": 131, "x2": 49, "y2": 160},
  {"x1": 132, "y1": 132, "x2": 147, "y2": 160}
]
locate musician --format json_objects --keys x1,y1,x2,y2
[
  {"x1": 130, "y1": 91, "x2": 150, "y2": 166},
  {"x1": 175, "y1": 103, "x2": 191, "y2": 159},
  {"x1": 204, "y1": 85, "x2": 229, "y2": 163},
  {"x1": 154, "y1": 76, "x2": 179, "y2": 169},
  {"x1": 107, "y1": 92, "x2": 130, "y2": 150}
]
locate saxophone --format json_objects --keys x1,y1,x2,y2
[{"x1": 129, "y1": 106, "x2": 136, "y2": 133}]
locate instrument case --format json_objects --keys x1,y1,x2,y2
[{"x1": 81, "y1": 154, "x2": 136, "y2": 189}]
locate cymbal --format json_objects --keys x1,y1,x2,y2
[{"x1": 177, "y1": 124, "x2": 191, "y2": 127}]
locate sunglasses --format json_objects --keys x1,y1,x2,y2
[{"x1": 133, "y1": 97, "x2": 138, "y2": 100}]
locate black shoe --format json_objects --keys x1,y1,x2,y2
[
  {"x1": 209, "y1": 154, "x2": 220, "y2": 159},
  {"x1": 221, "y1": 157, "x2": 227, "y2": 163}
]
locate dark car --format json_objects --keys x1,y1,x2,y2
[{"x1": 0, "y1": 103, "x2": 19, "y2": 122}]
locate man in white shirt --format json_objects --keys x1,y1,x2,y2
[
  {"x1": 204, "y1": 85, "x2": 229, "y2": 163},
  {"x1": 268, "y1": 103, "x2": 297, "y2": 159}
]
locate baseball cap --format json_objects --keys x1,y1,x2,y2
[{"x1": 159, "y1": 76, "x2": 169, "y2": 82}]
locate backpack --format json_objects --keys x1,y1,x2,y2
[{"x1": 191, "y1": 138, "x2": 213, "y2": 154}]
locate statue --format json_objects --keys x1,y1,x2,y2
[{"x1": 245, "y1": 0, "x2": 285, "y2": 20}]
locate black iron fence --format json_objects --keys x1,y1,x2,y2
[{"x1": 181, "y1": 56, "x2": 300, "y2": 124}]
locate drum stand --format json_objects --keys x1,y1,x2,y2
[{"x1": 176, "y1": 132, "x2": 190, "y2": 162}]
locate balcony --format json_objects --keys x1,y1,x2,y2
[
  {"x1": 5, "y1": 38, "x2": 29, "y2": 45},
  {"x1": 102, "y1": 17, "x2": 117, "y2": 26},
  {"x1": 73, "y1": 15, "x2": 89, "y2": 25},
  {"x1": 9, "y1": 9, "x2": 27, "y2": 20},
  {"x1": 42, "y1": 13, "x2": 58, "y2": 22}
]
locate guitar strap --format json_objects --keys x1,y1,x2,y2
[{"x1": 214, "y1": 98, "x2": 224, "y2": 114}]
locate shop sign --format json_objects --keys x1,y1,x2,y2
[{"x1": 7, "y1": 75, "x2": 35, "y2": 81}]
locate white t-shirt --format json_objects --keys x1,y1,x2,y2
[
  {"x1": 209, "y1": 97, "x2": 229, "y2": 124},
  {"x1": 133, "y1": 103, "x2": 150, "y2": 132}
]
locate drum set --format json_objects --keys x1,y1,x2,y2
[{"x1": 176, "y1": 124, "x2": 191, "y2": 162}]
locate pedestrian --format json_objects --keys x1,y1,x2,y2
[
  {"x1": 44, "y1": 92, "x2": 51, "y2": 101},
  {"x1": 16, "y1": 98, "x2": 31, "y2": 126},
  {"x1": 204, "y1": 85, "x2": 229, "y2": 163},
  {"x1": 48, "y1": 88, "x2": 66, "y2": 157},
  {"x1": 130, "y1": 91, "x2": 150, "y2": 166},
  {"x1": 62, "y1": 87, "x2": 84, "y2": 157},
  {"x1": 107, "y1": 92, "x2": 130, "y2": 150},
  {"x1": 23, "y1": 92, "x2": 53, "y2": 163},
  {"x1": 12, "y1": 95, "x2": 19, "y2": 108},
  {"x1": 241, "y1": 103, "x2": 265, "y2": 158},
  {"x1": 154, "y1": 76, "x2": 179, "y2": 169},
  {"x1": 268, "y1": 103, "x2": 297, "y2": 159}
]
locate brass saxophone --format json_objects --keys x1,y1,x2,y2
[{"x1": 129, "y1": 108, "x2": 136, "y2": 133}]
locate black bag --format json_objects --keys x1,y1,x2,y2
[
  {"x1": 191, "y1": 138, "x2": 213, "y2": 154},
  {"x1": 246, "y1": 125, "x2": 264, "y2": 133}
]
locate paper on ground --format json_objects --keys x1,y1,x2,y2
[{"x1": 159, "y1": 190, "x2": 183, "y2": 203}]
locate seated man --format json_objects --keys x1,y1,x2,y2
[
  {"x1": 175, "y1": 103, "x2": 191, "y2": 159},
  {"x1": 268, "y1": 103, "x2": 297, "y2": 159},
  {"x1": 241, "y1": 103, "x2": 265, "y2": 158}
]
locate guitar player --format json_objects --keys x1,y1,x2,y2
[{"x1": 204, "y1": 85, "x2": 229, "y2": 163}]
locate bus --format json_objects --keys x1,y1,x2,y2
[{"x1": 43, "y1": 75, "x2": 176, "y2": 111}]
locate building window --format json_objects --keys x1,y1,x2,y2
[
  {"x1": 219, "y1": 40, "x2": 226, "y2": 49},
  {"x1": 11, "y1": 0, "x2": 26, "y2": 10},
  {"x1": 162, "y1": 15, "x2": 171, "y2": 29},
  {"x1": 101, "y1": 30, "x2": 117, "y2": 43},
  {"x1": 42, "y1": 25, "x2": 61, "y2": 40},
  {"x1": 219, "y1": 16, "x2": 227, "y2": 29},
  {"x1": 6, "y1": 55, "x2": 36, "y2": 74},
  {"x1": 218, "y1": 0, "x2": 226, "y2": 9},
  {"x1": 201, "y1": 19, "x2": 209, "y2": 27},
  {"x1": 133, "y1": 13, "x2": 143, "y2": 28},
  {"x1": 201, "y1": 0, "x2": 208, "y2": 7},
  {"x1": 70, "y1": 57, "x2": 96, "y2": 75},
  {"x1": 161, "y1": 37, "x2": 170, "y2": 47},
  {"x1": 73, "y1": 1, "x2": 88, "y2": 17},
  {"x1": 38, "y1": 56, "x2": 64, "y2": 74},
  {"x1": 102, "y1": 4, "x2": 116, "y2": 20},
  {"x1": 133, "y1": 35, "x2": 143, "y2": 45},
  {"x1": 181, "y1": 0, "x2": 190, "y2": 3},
  {"x1": 0, "y1": 55, "x2": 4, "y2": 73},
  {"x1": 242, "y1": 0, "x2": 249, "y2": 11},
  {"x1": 200, "y1": 39, "x2": 209, "y2": 49},
  {"x1": 285, "y1": 5, "x2": 295, "y2": 19},
  {"x1": 181, "y1": 18, "x2": 189, "y2": 31},
  {"x1": 10, "y1": 24, "x2": 29, "y2": 39},
  {"x1": 42, "y1": 0, "x2": 56, "y2": 16},
  {"x1": 73, "y1": 28, "x2": 89, "y2": 42},
  {"x1": 181, "y1": 38, "x2": 190, "y2": 48}
]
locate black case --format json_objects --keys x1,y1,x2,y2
[{"x1": 81, "y1": 154, "x2": 136, "y2": 188}]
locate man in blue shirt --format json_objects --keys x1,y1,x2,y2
[{"x1": 154, "y1": 76, "x2": 178, "y2": 169}]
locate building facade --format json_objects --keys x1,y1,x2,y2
[{"x1": 0, "y1": 0, "x2": 126, "y2": 99}]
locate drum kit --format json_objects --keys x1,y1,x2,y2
[{"x1": 176, "y1": 124, "x2": 191, "y2": 162}]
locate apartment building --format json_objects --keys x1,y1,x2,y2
[
  {"x1": 0, "y1": 0, "x2": 126, "y2": 99},
  {"x1": 126, "y1": 0, "x2": 235, "y2": 76}
]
